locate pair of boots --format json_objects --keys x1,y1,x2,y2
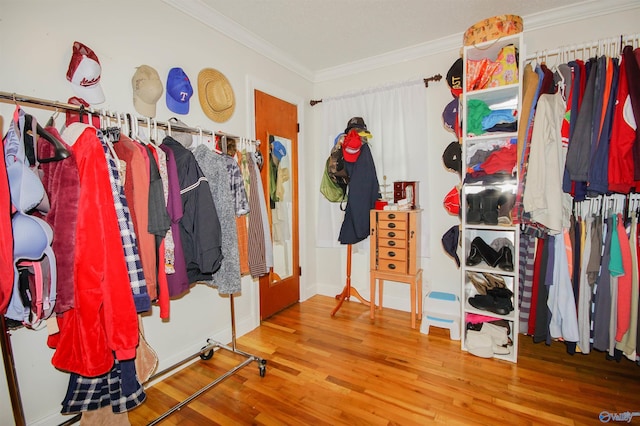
[
  {"x1": 466, "y1": 189, "x2": 514, "y2": 225},
  {"x1": 466, "y1": 236, "x2": 514, "y2": 271},
  {"x1": 468, "y1": 287, "x2": 514, "y2": 316}
]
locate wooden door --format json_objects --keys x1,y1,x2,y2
[{"x1": 254, "y1": 90, "x2": 299, "y2": 320}]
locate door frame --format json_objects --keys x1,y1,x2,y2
[{"x1": 246, "y1": 77, "x2": 308, "y2": 324}]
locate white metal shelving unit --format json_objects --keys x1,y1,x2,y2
[{"x1": 459, "y1": 33, "x2": 524, "y2": 363}]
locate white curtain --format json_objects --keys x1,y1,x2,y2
[{"x1": 316, "y1": 79, "x2": 430, "y2": 257}]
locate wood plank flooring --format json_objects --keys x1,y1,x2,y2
[{"x1": 128, "y1": 295, "x2": 640, "y2": 425}]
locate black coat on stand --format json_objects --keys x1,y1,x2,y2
[{"x1": 339, "y1": 143, "x2": 380, "y2": 244}]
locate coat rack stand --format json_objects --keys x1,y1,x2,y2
[
  {"x1": 331, "y1": 244, "x2": 370, "y2": 316},
  {"x1": 0, "y1": 91, "x2": 266, "y2": 425}
]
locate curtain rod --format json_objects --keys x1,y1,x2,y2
[
  {"x1": 0, "y1": 91, "x2": 259, "y2": 145},
  {"x1": 526, "y1": 32, "x2": 639, "y2": 61},
  {"x1": 309, "y1": 73, "x2": 442, "y2": 106}
]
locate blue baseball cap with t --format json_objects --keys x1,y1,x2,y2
[{"x1": 166, "y1": 67, "x2": 193, "y2": 114}]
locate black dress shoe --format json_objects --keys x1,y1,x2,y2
[
  {"x1": 470, "y1": 236, "x2": 501, "y2": 267},
  {"x1": 466, "y1": 245, "x2": 483, "y2": 266},
  {"x1": 496, "y1": 246, "x2": 514, "y2": 272},
  {"x1": 486, "y1": 286, "x2": 513, "y2": 299},
  {"x1": 468, "y1": 294, "x2": 512, "y2": 315}
]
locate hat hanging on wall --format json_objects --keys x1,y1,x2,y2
[
  {"x1": 166, "y1": 67, "x2": 193, "y2": 115},
  {"x1": 132, "y1": 65, "x2": 163, "y2": 118},
  {"x1": 66, "y1": 41, "x2": 105, "y2": 105},
  {"x1": 442, "y1": 141, "x2": 462, "y2": 175},
  {"x1": 446, "y1": 58, "x2": 463, "y2": 98},
  {"x1": 442, "y1": 98, "x2": 459, "y2": 135},
  {"x1": 198, "y1": 68, "x2": 235, "y2": 123}
]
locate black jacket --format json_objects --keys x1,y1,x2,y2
[
  {"x1": 162, "y1": 136, "x2": 223, "y2": 282},
  {"x1": 339, "y1": 143, "x2": 380, "y2": 244}
]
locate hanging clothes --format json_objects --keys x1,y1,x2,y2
[
  {"x1": 113, "y1": 134, "x2": 158, "y2": 301},
  {"x1": 338, "y1": 142, "x2": 380, "y2": 245},
  {"x1": 159, "y1": 144, "x2": 190, "y2": 298},
  {"x1": 161, "y1": 135, "x2": 223, "y2": 283},
  {"x1": 51, "y1": 123, "x2": 138, "y2": 378},
  {"x1": 247, "y1": 152, "x2": 268, "y2": 278},
  {"x1": 193, "y1": 144, "x2": 242, "y2": 294}
]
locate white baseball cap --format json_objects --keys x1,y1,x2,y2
[{"x1": 66, "y1": 41, "x2": 105, "y2": 105}]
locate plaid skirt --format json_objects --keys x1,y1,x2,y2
[{"x1": 61, "y1": 358, "x2": 145, "y2": 414}]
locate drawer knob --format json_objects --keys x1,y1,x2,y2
[
  {"x1": 389, "y1": 214, "x2": 396, "y2": 219},
  {"x1": 388, "y1": 241, "x2": 396, "y2": 247},
  {"x1": 388, "y1": 231, "x2": 396, "y2": 237},
  {"x1": 389, "y1": 223, "x2": 396, "y2": 229},
  {"x1": 388, "y1": 251, "x2": 396, "y2": 257},
  {"x1": 389, "y1": 264, "x2": 396, "y2": 270}
]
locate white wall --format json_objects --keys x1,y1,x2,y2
[
  {"x1": 310, "y1": 5, "x2": 640, "y2": 315},
  {"x1": 1, "y1": 0, "x2": 639, "y2": 424},
  {"x1": 0, "y1": 1, "x2": 313, "y2": 425}
]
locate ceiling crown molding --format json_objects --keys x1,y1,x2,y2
[
  {"x1": 164, "y1": 0, "x2": 639, "y2": 83},
  {"x1": 161, "y1": 0, "x2": 315, "y2": 81}
]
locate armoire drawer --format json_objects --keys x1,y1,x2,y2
[
  {"x1": 378, "y1": 229, "x2": 407, "y2": 240},
  {"x1": 379, "y1": 219, "x2": 407, "y2": 232},
  {"x1": 378, "y1": 237, "x2": 407, "y2": 250},
  {"x1": 378, "y1": 259, "x2": 408, "y2": 273},
  {"x1": 378, "y1": 247, "x2": 408, "y2": 262}
]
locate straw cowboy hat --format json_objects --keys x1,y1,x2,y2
[{"x1": 197, "y1": 68, "x2": 235, "y2": 122}]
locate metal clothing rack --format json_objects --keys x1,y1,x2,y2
[
  {"x1": 0, "y1": 91, "x2": 267, "y2": 425},
  {"x1": 526, "y1": 32, "x2": 639, "y2": 62}
]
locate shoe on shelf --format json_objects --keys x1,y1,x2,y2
[
  {"x1": 497, "y1": 191, "x2": 516, "y2": 225},
  {"x1": 493, "y1": 344, "x2": 511, "y2": 355},
  {"x1": 481, "y1": 272, "x2": 506, "y2": 289},
  {"x1": 486, "y1": 286, "x2": 513, "y2": 299},
  {"x1": 496, "y1": 246, "x2": 514, "y2": 272},
  {"x1": 466, "y1": 330, "x2": 494, "y2": 358},
  {"x1": 467, "y1": 271, "x2": 490, "y2": 295},
  {"x1": 469, "y1": 236, "x2": 501, "y2": 267},
  {"x1": 468, "y1": 294, "x2": 512, "y2": 316},
  {"x1": 466, "y1": 244, "x2": 483, "y2": 267},
  {"x1": 481, "y1": 322, "x2": 510, "y2": 346},
  {"x1": 466, "y1": 192, "x2": 483, "y2": 224},
  {"x1": 480, "y1": 188, "x2": 500, "y2": 225}
]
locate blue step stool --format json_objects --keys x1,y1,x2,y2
[{"x1": 422, "y1": 291, "x2": 460, "y2": 340}]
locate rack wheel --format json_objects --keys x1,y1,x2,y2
[
  {"x1": 200, "y1": 346, "x2": 214, "y2": 360},
  {"x1": 258, "y1": 359, "x2": 267, "y2": 377}
]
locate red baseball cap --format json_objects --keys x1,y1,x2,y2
[
  {"x1": 443, "y1": 186, "x2": 460, "y2": 216},
  {"x1": 342, "y1": 129, "x2": 363, "y2": 163}
]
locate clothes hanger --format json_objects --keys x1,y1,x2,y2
[
  {"x1": 45, "y1": 108, "x2": 59, "y2": 128},
  {"x1": 22, "y1": 111, "x2": 71, "y2": 164},
  {"x1": 196, "y1": 126, "x2": 203, "y2": 149}
]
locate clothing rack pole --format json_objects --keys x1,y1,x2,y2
[
  {"x1": 146, "y1": 294, "x2": 267, "y2": 426},
  {"x1": 0, "y1": 91, "x2": 220, "y2": 139},
  {"x1": 0, "y1": 90, "x2": 267, "y2": 424},
  {"x1": 0, "y1": 317, "x2": 25, "y2": 426},
  {"x1": 525, "y1": 32, "x2": 639, "y2": 61}
]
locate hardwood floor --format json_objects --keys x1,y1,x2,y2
[{"x1": 128, "y1": 295, "x2": 640, "y2": 425}]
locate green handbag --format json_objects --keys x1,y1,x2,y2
[{"x1": 320, "y1": 157, "x2": 347, "y2": 203}]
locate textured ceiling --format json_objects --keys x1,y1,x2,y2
[{"x1": 197, "y1": 0, "x2": 586, "y2": 72}]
